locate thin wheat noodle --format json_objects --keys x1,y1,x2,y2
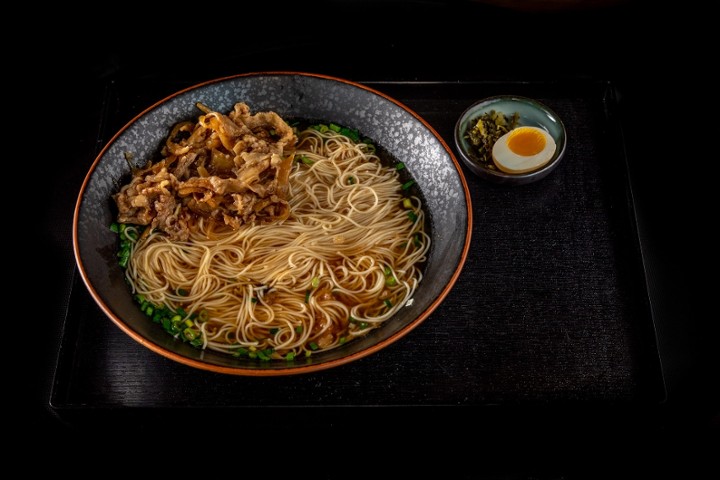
[{"x1": 124, "y1": 124, "x2": 430, "y2": 359}]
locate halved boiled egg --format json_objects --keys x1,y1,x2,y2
[{"x1": 491, "y1": 126, "x2": 556, "y2": 174}]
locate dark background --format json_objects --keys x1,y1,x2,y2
[{"x1": 29, "y1": 0, "x2": 714, "y2": 475}]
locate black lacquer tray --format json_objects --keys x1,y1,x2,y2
[{"x1": 51, "y1": 79, "x2": 665, "y2": 429}]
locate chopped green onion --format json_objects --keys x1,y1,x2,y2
[
  {"x1": 407, "y1": 211, "x2": 418, "y2": 222},
  {"x1": 311, "y1": 276, "x2": 320, "y2": 288},
  {"x1": 395, "y1": 162, "x2": 405, "y2": 171},
  {"x1": 256, "y1": 349, "x2": 273, "y2": 361},
  {"x1": 340, "y1": 126, "x2": 360, "y2": 142},
  {"x1": 413, "y1": 234, "x2": 421, "y2": 247},
  {"x1": 295, "y1": 325, "x2": 303, "y2": 334},
  {"x1": 402, "y1": 180, "x2": 415, "y2": 190},
  {"x1": 286, "y1": 352, "x2": 296, "y2": 361},
  {"x1": 402, "y1": 198, "x2": 413, "y2": 209},
  {"x1": 269, "y1": 328, "x2": 279, "y2": 335},
  {"x1": 233, "y1": 347, "x2": 249, "y2": 357},
  {"x1": 347, "y1": 176, "x2": 355, "y2": 185},
  {"x1": 304, "y1": 290, "x2": 310, "y2": 303},
  {"x1": 309, "y1": 342, "x2": 319, "y2": 351},
  {"x1": 384, "y1": 299, "x2": 393, "y2": 308},
  {"x1": 328, "y1": 123, "x2": 341, "y2": 132},
  {"x1": 183, "y1": 328, "x2": 198, "y2": 341}
]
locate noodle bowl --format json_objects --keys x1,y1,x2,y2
[{"x1": 115, "y1": 105, "x2": 430, "y2": 361}]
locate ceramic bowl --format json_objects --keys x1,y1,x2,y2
[
  {"x1": 73, "y1": 72, "x2": 472, "y2": 376},
  {"x1": 454, "y1": 95, "x2": 566, "y2": 185}
]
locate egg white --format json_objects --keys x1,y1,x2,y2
[{"x1": 491, "y1": 126, "x2": 556, "y2": 174}]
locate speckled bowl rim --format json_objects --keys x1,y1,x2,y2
[
  {"x1": 454, "y1": 95, "x2": 567, "y2": 185},
  {"x1": 73, "y1": 71, "x2": 473, "y2": 376}
]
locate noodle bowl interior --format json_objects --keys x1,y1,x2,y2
[{"x1": 112, "y1": 102, "x2": 430, "y2": 361}]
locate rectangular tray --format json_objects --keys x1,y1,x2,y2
[{"x1": 51, "y1": 79, "x2": 665, "y2": 426}]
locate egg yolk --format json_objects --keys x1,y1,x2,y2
[{"x1": 507, "y1": 127, "x2": 546, "y2": 156}]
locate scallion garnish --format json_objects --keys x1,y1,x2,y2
[{"x1": 299, "y1": 155, "x2": 314, "y2": 165}]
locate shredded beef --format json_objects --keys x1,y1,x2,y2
[{"x1": 113, "y1": 102, "x2": 297, "y2": 240}]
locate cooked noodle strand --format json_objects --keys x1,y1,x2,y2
[{"x1": 120, "y1": 114, "x2": 429, "y2": 360}]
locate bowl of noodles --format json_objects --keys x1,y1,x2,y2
[{"x1": 74, "y1": 72, "x2": 472, "y2": 375}]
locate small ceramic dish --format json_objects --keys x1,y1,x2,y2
[{"x1": 454, "y1": 95, "x2": 566, "y2": 185}]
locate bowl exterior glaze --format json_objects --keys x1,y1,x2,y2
[
  {"x1": 74, "y1": 72, "x2": 472, "y2": 375},
  {"x1": 454, "y1": 95, "x2": 567, "y2": 185}
]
